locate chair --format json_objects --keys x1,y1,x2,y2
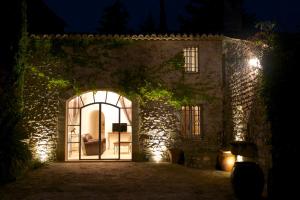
[{"x1": 82, "y1": 133, "x2": 106, "y2": 156}]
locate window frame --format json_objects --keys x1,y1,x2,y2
[
  {"x1": 181, "y1": 105, "x2": 203, "y2": 140},
  {"x1": 183, "y1": 47, "x2": 199, "y2": 73}
]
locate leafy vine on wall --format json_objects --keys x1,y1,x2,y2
[{"x1": 27, "y1": 38, "x2": 215, "y2": 108}]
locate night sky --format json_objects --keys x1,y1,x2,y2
[{"x1": 44, "y1": 0, "x2": 300, "y2": 33}]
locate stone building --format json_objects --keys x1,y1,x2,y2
[{"x1": 23, "y1": 34, "x2": 271, "y2": 173}]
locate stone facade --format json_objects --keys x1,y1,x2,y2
[
  {"x1": 139, "y1": 100, "x2": 181, "y2": 161},
  {"x1": 23, "y1": 63, "x2": 61, "y2": 161},
  {"x1": 223, "y1": 38, "x2": 271, "y2": 177},
  {"x1": 23, "y1": 34, "x2": 270, "y2": 171}
]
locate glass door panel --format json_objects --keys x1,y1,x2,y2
[
  {"x1": 66, "y1": 91, "x2": 133, "y2": 161},
  {"x1": 80, "y1": 104, "x2": 100, "y2": 160},
  {"x1": 67, "y1": 107, "x2": 80, "y2": 160},
  {"x1": 68, "y1": 143, "x2": 79, "y2": 160},
  {"x1": 101, "y1": 104, "x2": 120, "y2": 159}
]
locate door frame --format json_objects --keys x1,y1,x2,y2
[
  {"x1": 79, "y1": 102, "x2": 121, "y2": 160},
  {"x1": 65, "y1": 91, "x2": 133, "y2": 161}
]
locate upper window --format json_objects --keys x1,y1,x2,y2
[
  {"x1": 183, "y1": 47, "x2": 198, "y2": 72},
  {"x1": 181, "y1": 105, "x2": 202, "y2": 139}
]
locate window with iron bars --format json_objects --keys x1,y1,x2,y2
[
  {"x1": 183, "y1": 47, "x2": 198, "y2": 72},
  {"x1": 181, "y1": 105, "x2": 202, "y2": 139}
]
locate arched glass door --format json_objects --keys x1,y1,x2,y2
[{"x1": 66, "y1": 91, "x2": 132, "y2": 160}]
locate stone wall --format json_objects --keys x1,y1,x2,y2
[
  {"x1": 223, "y1": 38, "x2": 271, "y2": 178},
  {"x1": 23, "y1": 66, "x2": 60, "y2": 161},
  {"x1": 139, "y1": 100, "x2": 181, "y2": 161},
  {"x1": 24, "y1": 35, "x2": 224, "y2": 168}
]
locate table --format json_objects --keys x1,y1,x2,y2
[
  {"x1": 113, "y1": 142, "x2": 132, "y2": 154},
  {"x1": 108, "y1": 132, "x2": 131, "y2": 149}
]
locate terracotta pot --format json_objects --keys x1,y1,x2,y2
[
  {"x1": 218, "y1": 150, "x2": 235, "y2": 171},
  {"x1": 231, "y1": 162, "x2": 264, "y2": 200}
]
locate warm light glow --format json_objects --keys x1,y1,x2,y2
[
  {"x1": 233, "y1": 105, "x2": 246, "y2": 141},
  {"x1": 37, "y1": 150, "x2": 48, "y2": 162},
  {"x1": 220, "y1": 151, "x2": 236, "y2": 171},
  {"x1": 225, "y1": 157, "x2": 235, "y2": 169},
  {"x1": 236, "y1": 155, "x2": 244, "y2": 162},
  {"x1": 31, "y1": 123, "x2": 52, "y2": 162},
  {"x1": 151, "y1": 140, "x2": 167, "y2": 163},
  {"x1": 248, "y1": 57, "x2": 261, "y2": 69},
  {"x1": 66, "y1": 90, "x2": 132, "y2": 160},
  {"x1": 153, "y1": 150, "x2": 163, "y2": 162},
  {"x1": 35, "y1": 142, "x2": 50, "y2": 162}
]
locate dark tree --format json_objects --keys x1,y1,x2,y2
[
  {"x1": 262, "y1": 33, "x2": 299, "y2": 199},
  {"x1": 159, "y1": 0, "x2": 167, "y2": 33},
  {"x1": 0, "y1": 0, "x2": 65, "y2": 185},
  {"x1": 97, "y1": 0, "x2": 129, "y2": 34},
  {"x1": 0, "y1": 0, "x2": 31, "y2": 184},
  {"x1": 139, "y1": 12, "x2": 157, "y2": 34},
  {"x1": 179, "y1": 0, "x2": 223, "y2": 34},
  {"x1": 224, "y1": 0, "x2": 258, "y2": 37},
  {"x1": 27, "y1": 0, "x2": 66, "y2": 34},
  {"x1": 179, "y1": 0, "x2": 256, "y2": 37},
  {"x1": 240, "y1": 12, "x2": 257, "y2": 37}
]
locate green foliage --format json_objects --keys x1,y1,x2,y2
[
  {"x1": 29, "y1": 66, "x2": 71, "y2": 90},
  {"x1": 5, "y1": 132, "x2": 32, "y2": 178},
  {"x1": 163, "y1": 52, "x2": 185, "y2": 70},
  {"x1": 38, "y1": 72, "x2": 45, "y2": 77},
  {"x1": 140, "y1": 84, "x2": 172, "y2": 101},
  {"x1": 114, "y1": 64, "x2": 148, "y2": 98},
  {"x1": 112, "y1": 51, "x2": 213, "y2": 108},
  {"x1": 0, "y1": 0, "x2": 32, "y2": 184},
  {"x1": 48, "y1": 79, "x2": 70, "y2": 89},
  {"x1": 33, "y1": 39, "x2": 52, "y2": 53},
  {"x1": 27, "y1": 34, "x2": 215, "y2": 123},
  {"x1": 138, "y1": 83, "x2": 179, "y2": 108}
]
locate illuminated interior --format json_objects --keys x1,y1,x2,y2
[{"x1": 66, "y1": 91, "x2": 132, "y2": 160}]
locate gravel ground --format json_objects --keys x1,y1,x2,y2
[{"x1": 0, "y1": 162, "x2": 236, "y2": 200}]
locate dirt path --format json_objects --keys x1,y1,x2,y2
[{"x1": 0, "y1": 162, "x2": 235, "y2": 200}]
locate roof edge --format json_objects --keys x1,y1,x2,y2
[{"x1": 30, "y1": 33, "x2": 224, "y2": 41}]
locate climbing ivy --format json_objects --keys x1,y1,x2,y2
[
  {"x1": 162, "y1": 52, "x2": 185, "y2": 70},
  {"x1": 27, "y1": 36, "x2": 216, "y2": 109},
  {"x1": 48, "y1": 79, "x2": 70, "y2": 90}
]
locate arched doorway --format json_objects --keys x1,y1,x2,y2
[{"x1": 66, "y1": 91, "x2": 132, "y2": 160}]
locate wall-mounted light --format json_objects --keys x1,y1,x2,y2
[{"x1": 248, "y1": 57, "x2": 261, "y2": 69}]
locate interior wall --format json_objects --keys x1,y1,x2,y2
[{"x1": 81, "y1": 104, "x2": 99, "y2": 139}]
